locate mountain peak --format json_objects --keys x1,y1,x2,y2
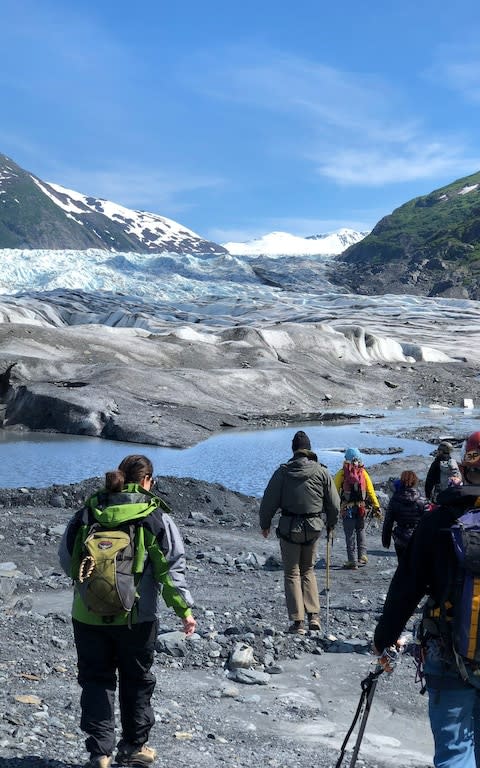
[
  {"x1": 0, "y1": 153, "x2": 227, "y2": 255},
  {"x1": 222, "y1": 228, "x2": 367, "y2": 256},
  {"x1": 331, "y1": 169, "x2": 480, "y2": 300}
]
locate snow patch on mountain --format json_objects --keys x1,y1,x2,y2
[
  {"x1": 0, "y1": 151, "x2": 226, "y2": 254},
  {"x1": 223, "y1": 228, "x2": 368, "y2": 256},
  {"x1": 458, "y1": 183, "x2": 479, "y2": 196},
  {"x1": 32, "y1": 179, "x2": 218, "y2": 252}
]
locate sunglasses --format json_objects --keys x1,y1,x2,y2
[{"x1": 464, "y1": 451, "x2": 480, "y2": 462}]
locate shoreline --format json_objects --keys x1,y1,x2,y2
[{"x1": 1, "y1": 317, "x2": 478, "y2": 449}]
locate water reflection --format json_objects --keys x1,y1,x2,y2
[{"x1": 0, "y1": 407, "x2": 477, "y2": 496}]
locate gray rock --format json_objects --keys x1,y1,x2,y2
[
  {"x1": 0, "y1": 561, "x2": 19, "y2": 576},
  {"x1": 51, "y1": 636, "x2": 69, "y2": 649},
  {"x1": 327, "y1": 638, "x2": 371, "y2": 654},
  {"x1": 48, "y1": 524, "x2": 67, "y2": 535},
  {"x1": 49, "y1": 495, "x2": 66, "y2": 508},
  {"x1": 228, "y1": 668, "x2": 270, "y2": 685},
  {"x1": 265, "y1": 664, "x2": 283, "y2": 675},
  {"x1": 0, "y1": 578, "x2": 17, "y2": 600},
  {"x1": 263, "y1": 554, "x2": 283, "y2": 570},
  {"x1": 227, "y1": 642, "x2": 255, "y2": 670},
  {"x1": 156, "y1": 631, "x2": 189, "y2": 657}
]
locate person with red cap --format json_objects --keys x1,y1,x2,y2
[{"x1": 374, "y1": 432, "x2": 480, "y2": 768}]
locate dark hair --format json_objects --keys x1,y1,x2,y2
[
  {"x1": 105, "y1": 454, "x2": 154, "y2": 492},
  {"x1": 292, "y1": 430, "x2": 311, "y2": 452},
  {"x1": 437, "y1": 441, "x2": 453, "y2": 456},
  {"x1": 400, "y1": 470, "x2": 418, "y2": 488}
]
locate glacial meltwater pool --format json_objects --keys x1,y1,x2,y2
[{"x1": 0, "y1": 407, "x2": 478, "y2": 496}]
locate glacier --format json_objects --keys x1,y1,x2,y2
[
  {"x1": 0, "y1": 247, "x2": 478, "y2": 365},
  {"x1": 0, "y1": 245, "x2": 478, "y2": 447}
]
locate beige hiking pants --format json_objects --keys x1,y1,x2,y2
[{"x1": 279, "y1": 537, "x2": 320, "y2": 621}]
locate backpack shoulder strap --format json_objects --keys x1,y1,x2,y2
[{"x1": 70, "y1": 507, "x2": 96, "y2": 580}]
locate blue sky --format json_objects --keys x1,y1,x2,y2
[{"x1": 2, "y1": 0, "x2": 480, "y2": 243}]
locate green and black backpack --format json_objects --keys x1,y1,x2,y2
[
  {"x1": 75, "y1": 520, "x2": 146, "y2": 617},
  {"x1": 70, "y1": 486, "x2": 172, "y2": 621}
]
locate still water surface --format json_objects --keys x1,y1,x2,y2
[{"x1": 0, "y1": 407, "x2": 478, "y2": 496}]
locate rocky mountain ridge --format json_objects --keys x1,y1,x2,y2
[
  {"x1": 332, "y1": 170, "x2": 480, "y2": 300},
  {"x1": 0, "y1": 153, "x2": 366, "y2": 259},
  {"x1": 0, "y1": 154, "x2": 226, "y2": 255}
]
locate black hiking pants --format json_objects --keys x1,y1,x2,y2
[{"x1": 73, "y1": 619, "x2": 157, "y2": 758}]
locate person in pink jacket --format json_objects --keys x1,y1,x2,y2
[{"x1": 334, "y1": 447, "x2": 381, "y2": 569}]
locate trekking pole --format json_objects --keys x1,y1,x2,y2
[
  {"x1": 334, "y1": 665, "x2": 383, "y2": 768},
  {"x1": 335, "y1": 648, "x2": 400, "y2": 768},
  {"x1": 325, "y1": 528, "x2": 332, "y2": 636}
]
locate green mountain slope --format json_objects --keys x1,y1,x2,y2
[
  {"x1": 333, "y1": 171, "x2": 480, "y2": 300},
  {"x1": 0, "y1": 155, "x2": 102, "y2": 250}
]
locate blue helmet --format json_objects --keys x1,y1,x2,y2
[{"x1": 345, "y1": 447, "x2": 362, "y2": 462}]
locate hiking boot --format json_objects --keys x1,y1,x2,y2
[
  {"x1": 359, "y1": 555, "x2": 368, "y2": 566},
  {"x1": 84, "y1": 757, "x2": 112, "y2": 768},
  {"x1": 342, "y1": 560, "x2": 358, "y2": 570},
  {"x1": 308, "y1": 613, "x2": 321, "y2": 631},
  {"x1": 115, "y1": 744, "x2": 157, "y2": 766},
  {"x1": 288, "y1": 620, "x2": 306, "y2": 635}
]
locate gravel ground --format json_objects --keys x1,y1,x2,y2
[{"x1": 0, "y1": 470, "x2": 434, "y2": 768}]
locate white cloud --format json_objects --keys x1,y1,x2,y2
[
  {"x1": 189, "y1": 46, "x2": 479, "y2": 187},
  {"x1": 316, "y1": 144, "x2": 480, "y2": 186},
  {"x1": 54, "y1": 167, "x2": 225, "y2": 214},
  {"x1": 430, "y1": 43, "x2": 480, "y2": 103}
]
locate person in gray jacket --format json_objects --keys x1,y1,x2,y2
[{"x1": 259, "y1": 431, "x2": 340, "y2": 634}]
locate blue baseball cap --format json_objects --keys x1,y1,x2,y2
[{"x1": 345, "y1": 447, "x2": 362, "y2": 462}]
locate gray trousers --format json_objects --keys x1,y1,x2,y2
[
  {"x1": 342, "y1": 511, "x2": 367, "y2": 563},
  {"x1": 279, "y1": 537, "x2": 320, "y2": 621}
]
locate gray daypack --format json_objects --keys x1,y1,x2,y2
[{"x1": 437, "y1": 458, "x2": 462, "y2": 496}]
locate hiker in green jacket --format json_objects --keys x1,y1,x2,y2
[
  {"x1": 259, "y1": 431, "x2": 340, "y2": 634},
  {"x1": 59, "y1": 454, "x2": 196, "y2": 768}
]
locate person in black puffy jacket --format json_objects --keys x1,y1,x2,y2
[
  {"x1": 374, "y1": 432, "x2": 480, "y2": 768},
  {"x1": 382, "y1": 470, "x2": 427, "y2": 562}
]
